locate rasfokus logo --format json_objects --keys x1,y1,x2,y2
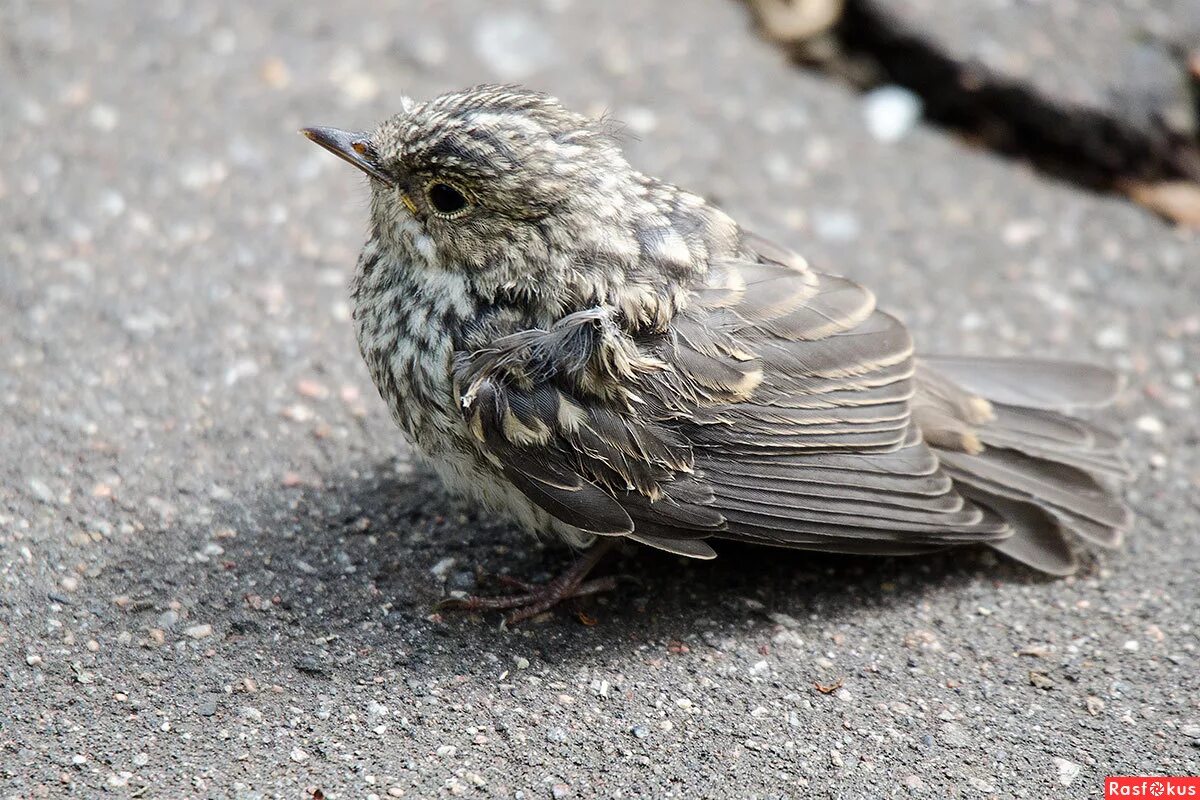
[{"x1": 1106, "y1": 777, "x2": 1200, "y2": 798}]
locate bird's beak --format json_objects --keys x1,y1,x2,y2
[{"x1": 300, "y1": 126, "x2": 395, "y2": 186}]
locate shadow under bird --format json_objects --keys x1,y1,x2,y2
[{"x1": 302, "y1": 85, "x2": 1132, "y2": 624}]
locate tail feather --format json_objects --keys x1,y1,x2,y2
[
  {"x1": 937, "y1": 449, "x2": 1130, "y2": 530},
  {"x1": 922, "y1": 355, "x2": 1122, "y2": 409},
  {"x1": 956, "y1": 486, "x2": 1078, "y2": 576},
  {"x1": 919, "y1": 357, "x2": 1132, "y2": 574}
]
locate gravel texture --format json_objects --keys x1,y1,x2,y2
[{"x1": 2, "y1": 1, "x2": 1198, "y2": 798}]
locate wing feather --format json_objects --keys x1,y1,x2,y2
[{"x1": 456, "y1": 231, "x2": 1124, "y2": 570}]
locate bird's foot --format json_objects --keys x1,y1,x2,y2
[{"x1": 437, "y1": 540, "x2": 617, "y2": 626}]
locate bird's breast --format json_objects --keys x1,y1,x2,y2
[{"x1": 349, "y1": 242, "x2": 477, "y2": 456}]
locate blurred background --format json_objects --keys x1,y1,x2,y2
[{"x1": 2, "y1": 1, "x2": 1198, "y2": 798}]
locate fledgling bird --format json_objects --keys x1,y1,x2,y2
[{"x1": 303, "y1": 85, "x2": 1131, "y2": 623}]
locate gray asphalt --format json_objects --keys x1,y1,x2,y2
[
  {"x1": 2, "y1": 1, "x2": 1198, "y2": 798},
  {"x1": 861, "y1": 0, "x2": 1199, "y2": 141}
]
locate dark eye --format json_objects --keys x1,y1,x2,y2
[{"x1": 426, "y1": 182, "x2": 468, "y2": 216}]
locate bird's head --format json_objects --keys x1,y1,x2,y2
[{"x1": 303, "y1": 84, "x2": 670, "y2": 312}]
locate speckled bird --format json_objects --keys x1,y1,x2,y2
[{"x1": 303, "y1": 85, "x2": 1131, "y2": 624}]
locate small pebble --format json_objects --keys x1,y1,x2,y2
[
  {"x1": 1135, "y1": 415, "x2": 1164, "y2": 436},
  {"x1": 196, "y1": 695, "x2": 218, "y2": 717},
  {"x1": 28, "y1": 478, "x2": 56, "y2": 504},
  {"x1": 1029, "y1": 671, "x2": 1054, "y2": 690},
  {"x1": 861, "y1": 85, "x2": 922, "y2": 143},
  {"x1": 295, "y1": 379, "x2": 328, "y2": 399},
  {"x1": 768, "y1": 611, "x2": 801, "y2": 629},
  {"x1": 623, "y1": 106, "x2": 658, "y2": 135},
  {"x1": 447, "y1": 570, "x2": 477, "y2": 592},
  {"x1": 294, "y1": 656, "x2": 330, "y2": 676},
  {"x1": 811, "y1": 209, "x2": 860, "y2": 243},
  {"x1": 1052, "y1": 757, "x2": 1081, "y2": 786},
  {"x1": 289, "y1": 747, "x2": 308, "y2": 763},
  {"x1": 184, "y1": 624, "x2": 213, "y2": 639},
  {"x1": 968, "y1": 777, "x2": 996, "y2": 793},
  {"x1": 939, "y1": 722, "x2": 970, "y2": 748},
  {"x1": 1094, "y1": 325, "x2": 1128, "y2": 350},
  {"x1": 630, "y1": 725, "x2": 649, "y2": 739}
]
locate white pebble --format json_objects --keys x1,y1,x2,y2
[
  {"x1": 861, "y1": 85, "x2": 922, "y2": 143},
  {"x1": 89, "y1": 104, "x2": 119, "y2": 132},
  {"x1": 1094, "y1": 325, "x2": 1128, "y2": 351},
  {"x1": 184, "y1": 623, "x2": 213, "y2": 639},
  {"x1": 622, "y1": 106, "x2": 658, "y2": 135},
  {"x1": 1135, "y1": 415, "x2": 1164, "y2": 436},
  {"x1": 1052, "y1": 757, "x2": 1081, "y2": 786},
  {"x1": 99, "y1": 190, "x2": 126, "y2": 218},
  {"x1": 812, "y1": 209, "x2": 860, "y2": 243}
]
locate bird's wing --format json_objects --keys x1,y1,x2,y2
[
  {"x1": 454, "y1": 307, "x2": 721, "y2": 552},
  {"x1": 455, "y1": 232, "x2": 1007, "y2": 557},
  {"x1": 629, "y1": 232, "x2": 1011, "y2": 553}
]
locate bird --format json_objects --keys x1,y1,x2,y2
[{"x1": 302, "y1": 84, "x2": 1132, "y2": 624}]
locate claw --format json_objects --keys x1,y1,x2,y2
[{"x1": 434, "y1": 541, "x2": 618, "y2": 626}]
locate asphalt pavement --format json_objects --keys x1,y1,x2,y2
[{"x1": 2, "y1": 1, "x2": 1198, "y2": 797}]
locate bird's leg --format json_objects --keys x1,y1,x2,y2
[{"x1": 438, "y1": 539, "x2": 619, "y2": 626}]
